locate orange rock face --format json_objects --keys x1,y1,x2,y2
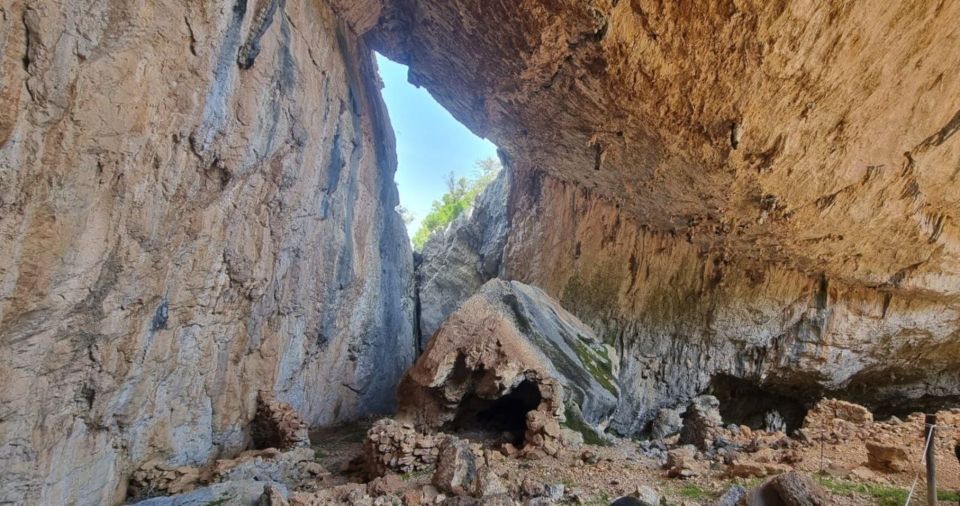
[{"x1": 386, "y1": 1, "x2": 960, "y2": 434}]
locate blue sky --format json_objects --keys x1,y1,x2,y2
[{"x1": 376, "y1": 53, "x2": 498, "y2": 236}]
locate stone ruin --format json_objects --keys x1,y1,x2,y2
[
  {"x1": 392, "y1": 279, "x2": 619, "y2": 456},
  {"x1": 363, "y1": 418, "x2": 442, "y2": 476},
  {"x1": 128, "y1": 391, "x2": 318, "y2": 501},
  {"x1": 252, "y1": 390, "x2": 311, "y2": 450}
]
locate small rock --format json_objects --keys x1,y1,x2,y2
[
  {"x1": 713, "y1": 485, "x2": 746, "y2": 506},
  {"x1": 634, "y1": 485, "x2": 660, "y2": 506},
  {"x1": 521, "y1": 477, "x2": 546, "y2": 498},
  {"x1": 581, "y1": 449, "x2": 600, "y2": 464},
  {"x1": 544, "y1": 484, "x2": 565, "y2": 500},
  {"x1": 475, "y1": 469, "x2": 508, "y2": 497}
]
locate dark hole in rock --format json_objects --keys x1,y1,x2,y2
[
  {"x1": 446, "y1": 379, "x2": 542, "y2": 445},
  {"x1": 709, "y1": 374, "x2": 808, "y2": 432},
  {"x1": 867, "y1": 395, "x2": 960, "y2": 421}
]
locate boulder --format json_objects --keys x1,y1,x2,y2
[
  {"x1": 665, "y1": 445, "x2": 702, "y2": 478},
  {"x1": 432, "y1": 437, "x2": 479, "y2": 496},
  {"x1": 475, "y1": 469, "x2": 509, "y2": 497},
  {"x1": 742, "y1": 472, "x2": 828, "y2": 506},
  {"x1": 610, "y1": 497, "x2": 648, "y2": 506},
  {"x1": 397, "y1": 280, "x2": 620, "y2": 447},
  {"x1": 865, "y1": 441, "x2": 912, "y2": 473}
]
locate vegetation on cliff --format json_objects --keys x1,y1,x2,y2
[{"x1": 411, "y1": 157, "x2": 500, "y2": 250}]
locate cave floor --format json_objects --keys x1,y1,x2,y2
[{"x1": 303, "y1": 413, "x2": 960, "y2": 505}]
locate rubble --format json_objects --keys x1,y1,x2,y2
[{"x1": 128, "y1": 447, "x2": 326, "y2": 501}]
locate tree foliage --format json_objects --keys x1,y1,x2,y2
[{"x1": 411, "y1": 157, "x2": 501, "y2": 250}]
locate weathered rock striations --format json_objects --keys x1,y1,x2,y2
[
  {"x1": 0, "y1": 1, "x2": 413, "y2": 503},
  {"x1": 373, "y1": 0, "x2": 960, "y2": 295},
  {"x1": 398, "y1": 0, "x2": 960, "y2": 435}
]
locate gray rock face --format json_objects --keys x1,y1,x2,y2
[
  {"x1": 0, "y1": 1, "x2": 413, "y2": 504},
  {"x1": 649, "y1": 408, "x2": 684, "y2": 441},
  {"x1": 416, "y1": 167, "x2": 510, "y2": 341}
]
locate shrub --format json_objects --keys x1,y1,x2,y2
[{"x1": 411, "y1": 157, "x2": 500, "y2": 250}]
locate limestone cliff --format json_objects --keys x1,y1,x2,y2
[
  {"x1": 395, "y1": 1, "x2": 960, "y2": 433},
  {"x1": 0, "y1": 1, "x2": 413, "y2": 504}
]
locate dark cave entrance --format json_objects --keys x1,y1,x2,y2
[
  {"x1": 446, "y1": 379, "x2": 543, "y2": 445},
  {"x1": 709, "y1": 375, "x2": 809, "y2": 432}
]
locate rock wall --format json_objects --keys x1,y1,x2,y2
[
  {"x1": 420, "y1": 166, "x2": 960, "y2": 435},
  {"x1": 0, "y1": 1, "x2": 413, "y2": 504},
  {"x1": 380, "y1": 0, "x2": 960, "y2": 434}
]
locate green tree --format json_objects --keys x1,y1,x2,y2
[{"x1": 411, "y1": 157, "x2": 501, "y2": 250}]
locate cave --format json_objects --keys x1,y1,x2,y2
[
  {"x1": 708, "y1": 375, "x2": 809, "y2": 433},
  {"x1": 444, "y1": 379, "x2": 543, "y2": 445}
]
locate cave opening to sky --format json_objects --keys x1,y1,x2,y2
[{"x1": 375, "y1": 53, "x2": 499, "y2": 246}]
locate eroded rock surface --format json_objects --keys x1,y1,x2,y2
[
  {"x1": 398, "y1": 279, "x2": 620, "y2": 447},
  {"x1": 382, "y1": 0, "x2": 960, "y2": 434},
  {"x1": 0, "y1": 1, "x2": 413, "y2": 503}
]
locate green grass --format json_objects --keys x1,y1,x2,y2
[
  {"x1": 816, "y1": 475, "x2": 960, "y2": 506},
  {"x1": 677, "y1": 483, "x2": 712, "y2": 500},
  {"x1": 581, "y1": 492, "x2": 611, "y2": 505}
]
